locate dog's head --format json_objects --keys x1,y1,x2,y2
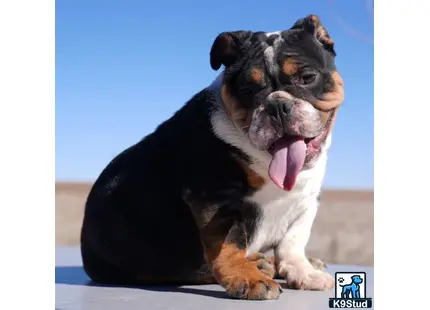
[
  {"x1": 210, "y1": 15, "x2": 344, "y2": 190},
  {"x1": 351, "y1": 275, "x2": 363, "y2": 284}
]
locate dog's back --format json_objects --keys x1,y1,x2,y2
[{"x1": 80, "y1": 91, "x2": 224, "y2": 284}]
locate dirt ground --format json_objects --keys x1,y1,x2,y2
[{"x1": 56, "y1": 183, "x2": 374, "y2": 266}]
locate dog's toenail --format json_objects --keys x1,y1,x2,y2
[{"x1": 240, "y1": 284, "x2": 249, "y2": 296}]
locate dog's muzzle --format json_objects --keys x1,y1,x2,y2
[{"x1": 266, "y1": 91, "x2": 324, "y2": 138}]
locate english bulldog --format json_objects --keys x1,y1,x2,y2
[{"x1": 80, "y1": 14, "x2": 344, "y2": 300}]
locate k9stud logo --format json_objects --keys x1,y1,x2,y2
[{"x1": 329, "y1": 272, "x2": 373, "y2": 308}]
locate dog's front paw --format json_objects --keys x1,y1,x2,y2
[
  {"x1": 225, "y1": 271, "x2": 282, "y2": 300},
  {"x1": 279, "y1": 260, "x2": 334, "y2": 291},
  {"x1": 246, "y1": 252, "x2": 276, "y2": 279}
]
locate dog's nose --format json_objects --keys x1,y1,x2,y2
[{"x1": 267, "y1": 100, "x2": 292, "y2": 127}]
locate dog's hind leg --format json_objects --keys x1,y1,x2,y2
[
  {"x1": 340, "y1": 287, "x2": 350, "y2": 299},
  {"x1": 82, "y1": 240, "x2": 218, "y2": 286}
]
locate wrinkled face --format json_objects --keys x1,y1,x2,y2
[{"x1": 210, "y1": 15, "x2": 344, "y2": 190}]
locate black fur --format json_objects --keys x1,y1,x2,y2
[{"x1": 80, "y1": 90, "x2": 261, "y2": 284}]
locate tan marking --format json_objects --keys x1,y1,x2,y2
[
  {"x1": 220, "y1": 85, "x2": 237, "y2": 117},
  {"x1": 231, "y1": 154, "x2": 266, "y2": 190},
  {"x1": 246, "y1": 167, "x2": 266, "y2": 190},
  {"x1": 221, "y1": 85, "x2": 253, "y2": 129},
  {"x1": 208, "y1": 243, "x2": 280, "y2": 299},
  {"x1": 309, "y1": 14, "x2": 321, "y2": 25},
  {"x1": 308, "y1": 71, "x2": 344, "y2": 112},
  {"x1": 186, "y1": 193, "x2": 280, "y2": 299},
  {"x1": 282, "y1": 58, "x2": 298, "y2": 75},
  {"x1": 245, "y1": 254, "x2": 276, "y2": 278},
  {"x1": 309, "y1": 15, "x2": 334, "y2": 49},
  {"x1": 331, "y1": 71, "x2": 344, "y2": 87},
  {"x1": 208, "y1": 244, "x2": 256, "y2": 287},
  {"x1": 250, "y1": 67, "x2": 264, "y2": 84}
]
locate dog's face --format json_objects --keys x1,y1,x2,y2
[
  {"x1": 210, "y1": 15, "x2": 344, "y2": 190},
  {"x1": 351, "y1": 275, "x2": 363, "y2": 284}
]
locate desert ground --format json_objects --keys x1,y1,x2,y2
[{"x1": 56, "y1": 182, "x2": 374, "y2": 266}]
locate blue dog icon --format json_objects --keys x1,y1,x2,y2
[{"x1": 340, "y1": 275, "x2": 363, "y2": 299}]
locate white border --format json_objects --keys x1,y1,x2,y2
[
  {"x1": 375, "y1": 0, "x2": 430, "y2": 308},
  {"x1": 2, "y1": 0, "x2": 429, "y2": 309},
  {"x1": 0, "y1": 0, "x2": 54, "y2": 309}
]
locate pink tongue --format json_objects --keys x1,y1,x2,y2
[{"x1": 268, "y1": 137, "x2": 306, "y2": 191}]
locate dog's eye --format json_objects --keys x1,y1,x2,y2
[{"x1": 300, "y1": 72, "x2": 318, "y2": 85}]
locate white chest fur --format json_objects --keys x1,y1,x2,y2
[
  {"x1": 244, "y1": 153, "x2": 328, "y2": 255},
  {"x1": 208, "y1": 78, "x2": 331, "y2": 256}
]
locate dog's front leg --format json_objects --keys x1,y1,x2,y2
[
  {"x1": 275, "y1": 201, "x2": 334, "y2": 290},
  {"x1": 184, "y1": 192, "x2": 282, "y2": 300}
]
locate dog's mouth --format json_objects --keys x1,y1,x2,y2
[{"x1": 266, "y1": 124, "x2": 330, "y2": 191}]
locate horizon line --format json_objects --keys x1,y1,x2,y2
[{"x1": 55, "y1": 179, "x2": 374, "y2": 192}]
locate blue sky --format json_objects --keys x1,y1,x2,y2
[{"x1": 56, "y1": 0, "x2": 374, "y2": 189}]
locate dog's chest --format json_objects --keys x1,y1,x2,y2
[{"x1": 244, "y1": 163, "x2": 325, "y2": 256}]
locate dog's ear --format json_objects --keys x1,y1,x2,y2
[
  {"x1": 291, "y1": 14, "x2": 336, "y2": 56},
  {"x1": 210, "y1": 31, "x2": 253, "y2": 70}
]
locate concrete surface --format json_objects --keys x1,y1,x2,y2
[{"x1": 55, "y1": 247, "x2": 374, "y2": 310}]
